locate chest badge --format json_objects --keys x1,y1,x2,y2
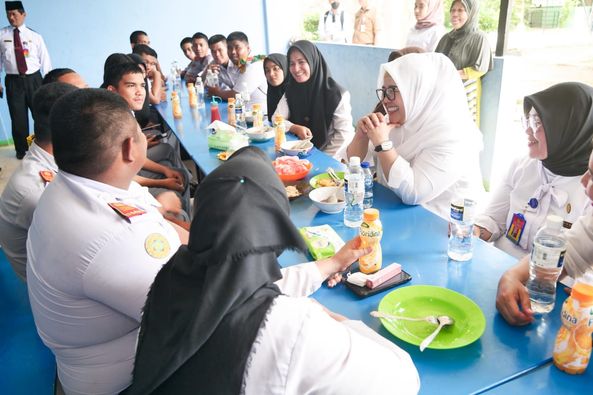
[{"x1": 145, "y1": 233, "x2": 170, "y2": 259}]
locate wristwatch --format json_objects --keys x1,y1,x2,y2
[{"x1": 374, "y1": 140, "x2": 393, "y2": 152}]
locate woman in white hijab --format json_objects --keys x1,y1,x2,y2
[{"x1": 344, "y1": 52, "x2": 483, "y2": 218}]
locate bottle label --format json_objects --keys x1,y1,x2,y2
[
  {"x1": 531, "y1": 246, "x2": 566, "y2": 269},
  {"x1": 450, "y1": 203, "x2": 464, "y2": 221},
  {"x1": 348, "y1": 176, "x2": 364, "y2": 204},
  {"x1": 553, "y1": 297, "x2": 593, "y2": 374},
  {"x1": 360, "y1": 223, "x2": 382, "y2": 238}
]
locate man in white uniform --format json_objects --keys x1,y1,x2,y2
[
  {"x1": 205, "y1": 31, "x2": 267, "y2": 108},
  {"x1": 0, "y1": 82, "x2": 76, "y2": 281},
  {"x1": 203, "y1": 34, "x2": 239, "y2": 90},
  {"x1": 26, "y1": 88, "x2": 188, "y2": 395},
  {"x1": 318, "y1": 0, "x2": 351, "y2": 43},
  {"x1": 0, "y1": 1, "x2": 52, "y2": 159}
]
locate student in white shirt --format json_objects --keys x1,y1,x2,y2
[
  {"x1": 274, "y1": 40, "x2": 354, "y2": 157},
  {"x1": 123, "y1": 146, "x2": 420, "y2": 395},
  {"x1": 406, "y1": 0, "x2": 446, "y2": 52},
  {"x1": 318, "y1": 0, "x2": 351, "y2": 43},
  {"x1": 345, "y1": 52, "x2": 483, "y2": 219},
  {"x1": 26, "y1": 88, "x2": 189, "y2": 395},
  {"x1": 203, "y1": 34, "x2": 239, "y2": 91},
  {"x1": 496, "y1": 143, "x2": 593, "y2": 326},
  {"x1": 475, "y1": 83, "x2": 593, "y2": 258},
  {"x1": 184, "y1": 32, "x2": 213, "y2": 83},
  {"x1": 178, "y1": 37, "x2": 195, "y2": 80},
  {"x1": 0, "y1": 82, "x2": 76, "y2": 281}
]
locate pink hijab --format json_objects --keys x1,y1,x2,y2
[{"x1": 415, "y1": 0, "x2": 444, "y2": 29}]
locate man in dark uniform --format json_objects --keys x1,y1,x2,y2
[{"x1": 0, "y1": 1, "x2": 51, "y2": 159}]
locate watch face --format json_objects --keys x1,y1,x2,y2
[{"x1": 376, "y1": 141, "x2": 393, "y2": 152}]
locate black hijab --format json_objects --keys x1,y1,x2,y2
[
  {"x1": 523, "y1": 82, "x2": 593, "y2": 177},
  {"x1": 285, "y1": 40, "x2": 343, "y2": 150},
  {"x1": 264, "y1": 53, "x2": 288, "y2": 122},
  {"x1": 122, "y1": 146, "x2": 307, "y2": 395}
]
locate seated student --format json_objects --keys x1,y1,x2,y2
[
  {"x1": 344, "y1": 53, "x2": 483, "y2": 219},
  {"x1": 122, "y1": 146, "x2": 420, "y2": 395},
  {"x1": 26, "y1": 88, "x2": 189, "y2": 395},
  {"x1": 273, "y1": 40, "x2": 354, "y2": 156},
  {"x1": 206, "y1": 31, "x2": 267, "y2": 108},
  {"x1": 0, "y1": 82, "x2": 77, "y2": 281},
  {"x1": 496, "y1": 143, "x2": 593, "y2": 326},
  {"x1": 203, "y1": 33, "x2": 239, "y2": 90},
  {"x1": 179, "y1": 36, "x2": 195, "y2": 79},
  {"x1": 263, "y1": 53, "x2": 287, "y2": 123},
  {"x1": 129, "y1": 30, "x2": 150, "y2": 48},
  {"x1": 42, "y1": 68, "x2": 88, "y2": 88},
  {"x1": 184, "y1": 32, "x2": 212, "y2": 83},
  {"x1": 475, "y1": 83, "x2": 593, "y2": 258},
  {"x1": 132, "y1": 44, "x2": 163, "y2": 104},
  {"x1": 104, "y1": 61, "x2": 191, "y2": 217}
]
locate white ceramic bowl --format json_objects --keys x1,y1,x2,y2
[
  {"x1": 246, "y1": 126, "x2": 274, "y2": 142},
  {"x1": 309, "y1": 186, "x2": 346, "y2": 214},
  {"x1": 281, "y1": 140, "x2": 314, "y2": 156}
]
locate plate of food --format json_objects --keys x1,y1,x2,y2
[
  {"x1": 284, "y1": 181, "x2": 310, "y2": 201},
  {"x1": 309, "y1": 171, "x2": 345, "y2": 188},
  {"x1": 273, "y1": 156, "x2": 312, "y2": 182},
  {"x1": 376, "y1": 285, "x2": 486, "y2": 350},
  {"x1": 246, "y1": 126, "x2": 274, "y2": 142}
]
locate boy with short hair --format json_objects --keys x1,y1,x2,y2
[
  {"x1": 184, "y1": 32, "x2": 212, "y2": 83},
  {"x1": 132, "y1": 44, "x2": 163, "y2": 104}
]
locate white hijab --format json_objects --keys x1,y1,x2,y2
[
  {"x1": 375, "y1": 53, "x2": 484, "y2": 216},
  {"x1": 377, "y1": 52, "x2": 482, "y2": 157}
]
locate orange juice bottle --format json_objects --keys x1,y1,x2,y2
[
  {"x1": 359, "y1": 208, "x2": 382, "y2": 274},
  {"x1": 187, "y1": 83, "x2": 197, "y2": 108},
  {"x1": 171, "y1": 91, "x2": 182, "y2": 119},
  {"x1": 252, "y1": 103, "x2": 263, "y2": 127},
  {"x1": 227, "y1": 98, "x2": 236, "y2": 126},
  {"x1": 553, "y1": 271, "x2": 593, "y2": 374},
  {"x1": 273, "y1": 114, "x2": 286, "y2": 152}
]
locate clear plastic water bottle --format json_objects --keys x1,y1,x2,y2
[
  {"x1": 234, "y1": 93, "x2": 247, "y2": 130},
  {"x1": 526, "y1": 215, "x2": 567, "y2": 314},
  {"x1": 344, "y1": 156, "x2": 364, "y2": 228},
  {"x1": 170, "y1": 61, "x2": 180, "y2": 91},
  {"x1": 195, "y1": 78, "x2": 205, "y2": 109},
  {"x1": 205, "y1": 69, "x2": 219, "y2": 87},
  {"x1": 361, "y1": 161, "x2": 373, "y2": 209},
  {"x1": 447, "y1": 198, "x2": 477, "y2": 261}
]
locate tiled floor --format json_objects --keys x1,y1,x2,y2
[{"x1": 0, "y1": 144, "x2": 20, "y2": 194}]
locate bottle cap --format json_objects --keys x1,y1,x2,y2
[
  {"x1": 235, "y1": 93, "x2": 242, "y2": 100},
  {"x1": 571, "y1": 272, "x2": 593, "y2": 303},
  {"x1": 361, "y1": 161, "x2": 370, "y2": 168},
  {"x1": 252, "y1": 103, "x2": 261, "y2": 110},
  {"x1": 363, "y1": 208, "x2": 379, "y2": 221},
  {"x1": 545, "y1": 215, "x2": 563, "y2": 230},
  {"x1": 228, "y1": 97, "x2": 235, "y2": 104},
  {"x1": 210, "y1": 96, "x2": 221, "y2": 106},
  {"x1": 349, "y1": 156, "x2": 360, "y2": 166},
  {"x1": 187, "y1": 83, "x2": 194, "y2": 88}
]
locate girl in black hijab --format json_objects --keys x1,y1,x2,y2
[
  {"x1": 122, "y1": 146, "x2": 418, "y2": 395},
  {"x1": 263, "y1": 53, "x2": 288, "y2": 123},
  {"x1": 274, "y1": 40, "x2": 354, "y2": 156},
  {"x1": 475, "y1": 82, "x2": 593, "y2": 258}
]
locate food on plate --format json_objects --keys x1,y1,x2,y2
[
  {"x1": 272, "y1": 156, "x2": 311, "y2": 176},
  {"x1": 317, "y1": 178, "x2": 338, "y2": 188},
  {"x1": 322, "y1": 190, "x2": 344, "y2": 204},
  {"x1": 217, "y1": 151, "x2": 230, "y2": 161},
  {"x1": 285, "y1": 185, "x2": 301, "y2": 198}
]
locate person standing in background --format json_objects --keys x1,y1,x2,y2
[
  {"x1": 0, "y1": 1, "x2": 51, "y2": 159},
  {"x1": 318, "y1": 0, "x2": 351, "y2": 43},
  {"x1": 353, "y1": 0, "x2": 381, "y2": 45},
  {"x1": 406, "y1": 0, "x2": 446, "y2": 51}
]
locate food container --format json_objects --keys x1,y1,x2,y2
[{"x1": 309, "y1": 186, "x2": 346, "y2": 214}]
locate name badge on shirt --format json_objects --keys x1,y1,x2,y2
[
  {"x1": 506, "y1": 213, "x2": 526, "y2": 245},
  {"x1": 145, "y1": 233, "x2": 171, "y2": 259},
  {"x1": 108, "y1": 202, "x2": 146, "y2": 222}
]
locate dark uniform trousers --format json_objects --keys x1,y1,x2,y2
[{"x1": 5, "y1": 70, "x2": 42, "y2": 155}]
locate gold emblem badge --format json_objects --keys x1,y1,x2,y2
[
  {"x1": 566, "y1": 203, "x2": 571, "y2": 214},
  {"x1": 145, "y1": 233, "x2": 170, "y2": 259}
]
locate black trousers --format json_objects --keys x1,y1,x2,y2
[{"x1": 5, "y1": 71, "x2": 42, "y2": 155}]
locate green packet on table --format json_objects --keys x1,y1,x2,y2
[{"x1": 299, "y1": 225, "x2": 345, "y2": 260}]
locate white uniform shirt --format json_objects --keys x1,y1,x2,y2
[
  {"x1": 475, "y1": 156, "x2": 588, "y2": 258},
  {"x1": 274, "y1": 91, "x2": 355, "y2": 158},
  {"x1": 185, "y1": 54, "x2": 213, "y2": 81},
  {"x1": 318, "y1": 9, "x2": 351, "y2": 43},
  {"x1": 243, "y1": 297, "x2": 420, "y2": 394},
  {"x1": 564, "y1": 212, "x2": 593, "y2": 278},
  {"x1": 26, "y1": 172, "x2": 182, "y2": 395},
  {"x1": 406, "y1": 25, "x2": 446, "y2": 52},
  {"x1": 0, "y1": 142, "x2": 56, "y2": 281},
  {"x1": 205, "y1": 60, "x2": 240, "y2": 90},
  {"x1": 233, "y1": 59, "x2": 267, "y2": 109},
  {"x1": 0, "y1": 23, "x2": 51, "y2": 75}
]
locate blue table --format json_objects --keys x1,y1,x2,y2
[
  {"x1": 483, "y1": 360, "x2": 592, "y2": 394},
  {"x1": 155, "y1": 97, "x2": 579, "y2": 394},
  {"x1": 0, "y1": 249, "x2": 55, "y2": 394}
]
